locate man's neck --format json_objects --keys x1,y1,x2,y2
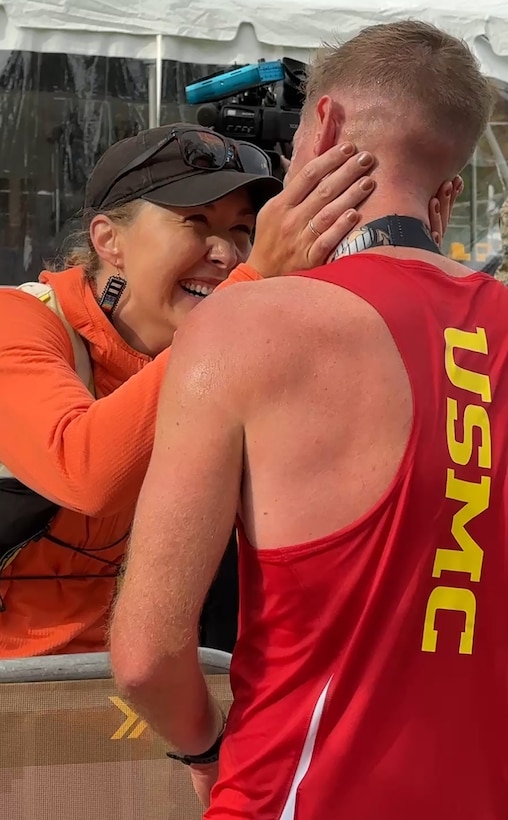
[
  {"x1": 354, "y1": 186, "x2": 430, "y2": 231},
  {"x1": 328, "y1": 184, "x2": 472, "y2": 279},
  {"x1": 328, "y1": 187, "x2": 438, "y2": 264}
]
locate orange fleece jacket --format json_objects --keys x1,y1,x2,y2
[{"x1": 0, "y1": 262, "x2": 261, "y2": 657}]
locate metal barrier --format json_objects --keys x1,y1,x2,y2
[
  {"x1": 0, "y1": 648, "x2": 232, "y2": 820},
  {"x1": 0, "y1": 647, "x2": 232, "y2": 683}
]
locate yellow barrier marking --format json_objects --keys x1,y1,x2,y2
[
  {"x1": 126, "y1": 719, "x2": 149, "y2": 739},
  {"x1": 109, "y1": 696, "x2": 148, "y2": 740}
]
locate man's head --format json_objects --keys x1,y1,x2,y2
[{"x1": 288, "y1": 21, "x2": 493, "y2": 199}]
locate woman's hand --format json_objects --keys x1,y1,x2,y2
[
  {"x1": 247, "y1": 143, "x2": 376, "y2": 276},
  {"x1": 429, "y1": 176, "x2": 464, "y2": 246},
  {"x1": 247, "y1": 144, "x2": 462, "y2": 278}
]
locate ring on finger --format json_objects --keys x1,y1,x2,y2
[{"x1": 308, "y1": 219, "x2": 322, "y2": 238}]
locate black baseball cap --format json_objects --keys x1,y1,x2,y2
[{"x1": 85, "y1": 123, "x2": 282, "y2": 213}]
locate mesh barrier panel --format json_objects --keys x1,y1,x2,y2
[{"x1": 0, "y1": 675, "x2": 232, "y2": 820}]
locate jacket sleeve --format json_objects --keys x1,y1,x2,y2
[
  {"x1": 0, "y1": 290, "x2": 169, "y2": 517},
  {"x1": 0, "y1": 265, "x2": 262, "y2": 518},
  {"x1": 214, "y1": 262, "x2": 263, "y2": 291}
]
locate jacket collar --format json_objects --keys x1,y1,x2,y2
[{"x1": 40, "y1": 267, "x2": 151, "y2": 383}]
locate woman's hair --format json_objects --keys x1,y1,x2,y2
[{"x1": 49, "y1": 200, "x2": 143, "y2": 278}]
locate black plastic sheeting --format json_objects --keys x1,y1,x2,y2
[
  {"x1": 0, "y1": 52, "x2": 223, "y2": 285},
  {"x1": 1, "y1": 53, "x2": 507, "y2": 284}
]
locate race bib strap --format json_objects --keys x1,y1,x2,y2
[{"x1": 332, "y1": 215, "x2": 443, "y2": 261}]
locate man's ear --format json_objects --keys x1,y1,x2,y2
[{"x1": 314, "y1": 95, "x2": 345, "y2": 156}]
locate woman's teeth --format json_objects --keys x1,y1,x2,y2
[{"x1": 180, "y1": 281, "x2": 215, "y2": 298}]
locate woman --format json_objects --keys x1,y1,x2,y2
[{"x1": 0, "y1": 123, "x2": 456, "y2": 658}]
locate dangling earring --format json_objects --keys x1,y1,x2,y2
[{"x1": 98, "y1": 268, "x2": 126, "y2": 317}]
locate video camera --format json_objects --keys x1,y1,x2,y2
[{"x1": 185, "y1": 59, "x2": 307, "y2": 168}]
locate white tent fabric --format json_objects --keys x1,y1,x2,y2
[{"x1": 1, "y1": 0, "x2": 508, "y2": 81}]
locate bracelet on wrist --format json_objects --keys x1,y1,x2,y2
[{"x1": 166, "y1": 709, "x2": 226, "y2": 766}]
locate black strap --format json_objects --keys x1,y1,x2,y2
[
  {"x1": 332, "y1": 215, "x2": 443, "y2": 260},
  {"x1": 0, "y1": 477, "x2": 129, "y2": 612},
  {"x1": 166, "y1": 721, "x2": 226, "y2": 766},
  {"x1": 0, "y1": 477, "x2": 128, "y2": 558},
  {"x1": 0, "y1": 478, "x2": 59, "y2": 558}
]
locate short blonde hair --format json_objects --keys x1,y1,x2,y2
[{"x1": 306, "y1": 20, "x2": 493, "y2": 173}]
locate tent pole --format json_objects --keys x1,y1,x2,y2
[
  {"x1": 148, "y1": 65, "x2": 156, "y2": 128},
  {"x1": 156, "y1": 34, "x2": 163, "y2": 127},
  {"x1": 471, "y1": 149, "x2": 478, "y2": 253},
  {"x1": 148, "y1": 35, "x2": 163, "y2": 128}
]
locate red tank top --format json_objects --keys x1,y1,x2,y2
[{"x1": 206, "y1": 255, "x2": 508, "y2": 820}]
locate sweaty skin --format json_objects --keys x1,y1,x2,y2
[
  {"x1": 111, "y1": 246, "x2": 469, "y2": 739},
  {"x1": 113, "y1": 246, "x2": 508, "y2": 819}
]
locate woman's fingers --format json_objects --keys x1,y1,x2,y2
[
  {"x1": 429, "y1": 197, "x2": 443, "y2": 246},
  {"x1": 430, "y1": 175, "x2": 463, "y2": 245},
  {"x1": 438, "y1": 181, "x2": 453, "y2": 242},
  {"x1": 281, "y1": 142, "x2": 359, "y2": 207},
  {"x1": 304, "y1": 174, "x2": 375, "y2": 237},
  {"x1": 305, "y1": 175, "x2": 377, "y2": 266},
  {"x1": 247, "y1": 144, "x2": 377, "y2": 276},
  {"x1": 307, "y1": 209, "x2": 360, "y2": 268},
  {"x1": 450, "y1": 175, "x2": 464, "y2": 213},
  {"x1": 298, "y1": 152, "x2": 374, "y2": 225}
]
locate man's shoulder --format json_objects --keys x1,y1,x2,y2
[
  {"x1": 205, "y1": 274, "x2": 352, "y2": 337},
  {"x1": 168, "y1": 280, "x2": 304, "y2": 405},
  {"x1": 181, "y1": 278, "x2": 299, "y2": 360},
  {"x1": 183, "y1": 273, "x2": 371, "y2": 378}
]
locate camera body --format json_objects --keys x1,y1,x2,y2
[{"x1": 185, "y1": 58, "x2": 307, "y2": 165}]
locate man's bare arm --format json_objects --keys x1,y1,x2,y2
[{"x1": 110, "y1": 298, "x2": 244, "y2": 754}]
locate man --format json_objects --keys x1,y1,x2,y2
[{"x1": 111, "y1": 21, "x2": 508, "y2": 819}]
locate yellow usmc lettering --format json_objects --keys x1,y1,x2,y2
[
  {"x1": 422, "y1": 327, "x2": 491, "y2": 655},
  {"x1": 444, "y1": 327, "x2": 491, "y2": 402},
  {"x1": 422, "y1": 587, "x2": 476, "y2": 654}
]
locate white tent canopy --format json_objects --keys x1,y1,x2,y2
[{"x1": 1, "y1": 0, "x2": 508, "y2": 81}]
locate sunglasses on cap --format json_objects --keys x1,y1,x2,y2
[{"x1": 98, "y1": 128, "x2": 273, "y2": 209}]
